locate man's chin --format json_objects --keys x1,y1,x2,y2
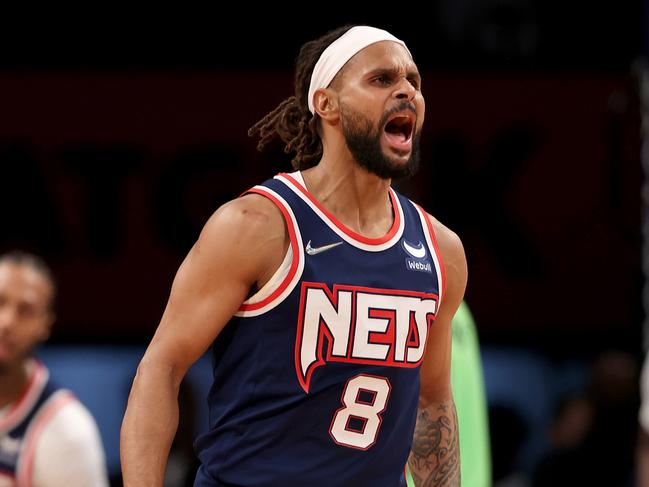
[
  {"x1": 382, "y1": 157, "x2": 419, "y2": 180},
  {"x1": 380, "y1": 145, "x2": 419, "y2": 179},
  {"x1": 0, "y1": 348, "x2": 14, "y2": 373},
  {"x1": 345, "y1": 128, "x2": 420, "y2": 180},
  {"x1": 0, "y1": 349, "x2": 27, "y2": 374},
  {"x1": 0, "y1": 361, "x2": 13, "y2": 374},
  {"x1": 389, "y1": 156, "x2": 415, "y2": 174}
]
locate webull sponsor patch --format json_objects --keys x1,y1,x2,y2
[{"x1": 405, "y1": 258, "x2": 432, "y2": 274}]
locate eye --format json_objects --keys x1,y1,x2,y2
[
  {"x1": 17, "y1": 303, "x2": 37, "y2": 319},
  {"x1": 372, "y1": 75, "x2": 392, "y2": 86},
  {"x1": 407, "y1": 76, "x2": 420, "y2": 90}
]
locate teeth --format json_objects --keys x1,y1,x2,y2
[{"x1": 391, "y1": 116, "x2": 411, "y2": 126}]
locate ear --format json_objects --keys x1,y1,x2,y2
[{"x1": 312, "y1": 88, "x2": 339, "y2": 122}]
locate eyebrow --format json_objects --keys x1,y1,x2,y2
[{"x1": 366, "y1": 67, "x2": 421, "y2": 81}]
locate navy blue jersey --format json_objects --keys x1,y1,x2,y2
[
  {"x1": 194, "y1": 172, "x2": 445, "y2": 487},
  {"x1": 0, "y1": 360, "x2": 74, "y2": 485}
]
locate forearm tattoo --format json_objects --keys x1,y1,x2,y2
[{"x1": 408, "y1": 401, "x2": 460, "y2": 487}]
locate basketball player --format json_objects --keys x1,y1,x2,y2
[
  {"x1": 121, "y1": 25, "x2": 466, "y2": 486},
  {"x1": 0, "y1": 251, "x2": 108, "y2": 486}
]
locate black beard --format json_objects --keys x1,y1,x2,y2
[{"x1": 340, "y1": 102, "x2": 421, "y2": 180}]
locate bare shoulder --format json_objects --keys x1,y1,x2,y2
[
  {"x1": 425, "y1": 212, "x2": 465, "y2": 267},
  {"x1": 425, "y1": 212, "x2": 467, "y2": 316},
  {"x1": 138, "y1": 192, "x2": 290, "y2": 373},
  {"x1": 200, "y1": 193, "x2": 287, "y2": 245},
  {"x1": 192, "y1": 192, "x2": 289, "y2": 288}
]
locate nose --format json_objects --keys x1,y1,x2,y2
[
  {"x1": 394, "y1": 77, "x2": 416, "y2": 101},
  {"x1": 0, "y1": 305, "x2": 16, "y2": 334}
]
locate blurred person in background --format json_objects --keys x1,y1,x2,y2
[
  {"x1": 637, "y1": 351, "x2": 649, "y2": 486},
  {"x1": 532, "y1": 393, "x2": 593, "y2": 487},
  {"x1": 575, "y1": 350, "x2": 637, "y2": 486},
  {"x1": 490, "y1": 404, "x2": 529, "y2": 487},
  {"x1": 537, "y1": 350, "x2": 638, "y2": 487},
  {"x1": 0, "y1": 251, "x2": 108, "y2": 486}
]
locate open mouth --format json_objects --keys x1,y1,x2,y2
[{"x1": 383, "y1": 112, "x2": 415, "y2": 147}]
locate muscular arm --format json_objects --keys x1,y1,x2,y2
[
  {"x1": 120, "y1": 194, "x2": 287, "y2": 487},
  {"x1": 408, "y1": 216, "x2": 467, "y2": 487}
]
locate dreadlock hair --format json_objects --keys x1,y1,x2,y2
[
  {"x1": 0, "y1": 250, "x2": 57, "y2": 311},
  {"x1": 248, "y1": 25, "x2": 355, "y2": 170}
]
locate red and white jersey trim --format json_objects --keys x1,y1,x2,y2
[
  {"x1": 414, "y1": 205, "x2": 446, "y2": 304},
  {"x1": 243, "y1": 246, "x2": 293, "y2": 306},
  {"x1": 275, "y1": 172, "x2": 405, "y2": 252},
  {"x1": 235, "y1": 185, "x2": 305, "y2": 318},
  {"x1": 0, "y1": 360, "x2": 48, "y2": 436},
  {"x1": 16, "y1": 389, "x2": 75, "y2": 486}
]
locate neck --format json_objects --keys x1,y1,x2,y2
[
  {"x1": 302, "y1": 151, "x2": 394, "y2": 239},
  {"x1": 0, "y1": 360, "x2": 31, "y2": 408}
]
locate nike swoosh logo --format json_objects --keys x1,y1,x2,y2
[
  {"x1": 305, "y1": 240, "x2": 343, "y2": 256},
  {"x1": 402, "y1": 240, "x2": 426, "y2": 259}
]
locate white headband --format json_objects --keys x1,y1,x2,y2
[{"x1": 307, "y1": 26, "x2": 412, "y2": 114}]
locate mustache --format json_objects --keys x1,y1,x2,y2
[{"x1": 380, "y1": 102, "x2": 417, "y2": 126}]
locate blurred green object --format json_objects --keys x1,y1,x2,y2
[
  {"x1": 451, "y1": 301, "x2": 492, "y2": 486},
  {"x1": 406, "y1": 301, "x2": 492, "y2": 487}
]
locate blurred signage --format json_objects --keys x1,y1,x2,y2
[{"x1": 0, "y1": 73, "x2": 639, "y2": 343}]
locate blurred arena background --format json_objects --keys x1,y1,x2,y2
[{"x1": 0, "y1": 2, "x2": 645, "y2": 485}]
